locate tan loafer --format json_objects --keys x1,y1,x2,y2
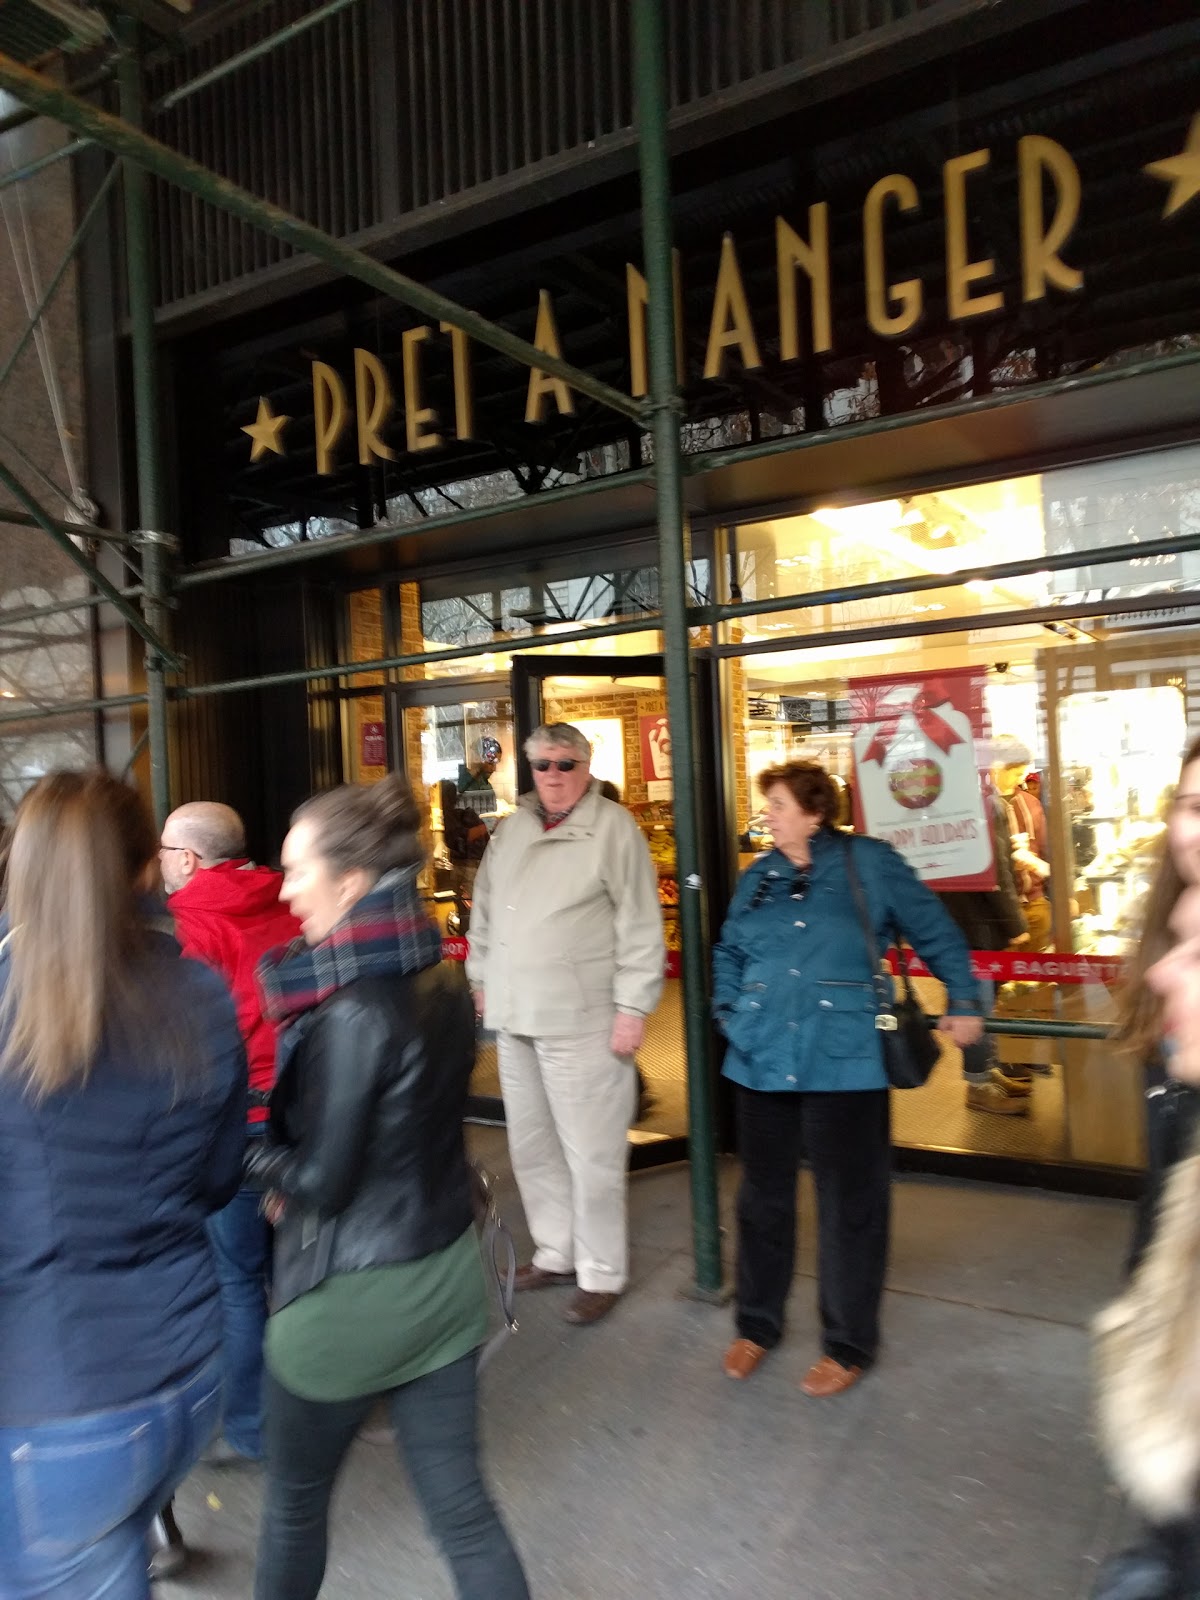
[
  {"x1": 563, "y1": 1289, "x2": 621, "y2": 1325},
  {"x1": 514, "y1": 1264, "x2": 576, "y2": 1292},
  {"x1": 800, "y1": 1356, "x2": 864, "y2": 1397},
  {"x1": 722, "y1": 1338, "x2": 768, "y2": 1380}
]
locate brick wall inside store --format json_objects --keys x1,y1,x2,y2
[
  {"x1": 346, "y1": 588, "x2": 386, "y2": 784},
  {"x1": 545, "y1": 687, "x2": 666, "y2": 804}
]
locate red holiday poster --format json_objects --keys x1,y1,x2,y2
[{"x1": 849, "y1": 666, "x2": 996, "y2": 892}]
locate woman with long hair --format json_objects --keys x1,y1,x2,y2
[
  {"x1": 0, "y1": 770, "x2": 247, "y2": 1599},
  {"x1": 247, "y1": 774, "x2": 529, "y2": 1600},
  {"x1": 1092, "y1": 736, "x2": 1200, "y2": 1600},
  {"x1": 1113, "y1": 733, "x2": 1200, "y2": 1264}
]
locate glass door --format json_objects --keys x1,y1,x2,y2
[
  {"x1": 397, "y1": 682, "x2": 515, "y2": 1121},
  {"x1": 512, "y1": 655, "x2": 689, "y2": 1157}
]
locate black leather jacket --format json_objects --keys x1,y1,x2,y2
[{"x1": 245, "y1": 963, "x2": 476, "y2": 1313}]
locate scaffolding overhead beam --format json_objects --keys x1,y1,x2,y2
[
  {"x1": 153, "y1": 0, "x2": 363, "y2": 113},
  {"x1": 0, "y1": 50, "x2": 648, "y2": 423}
]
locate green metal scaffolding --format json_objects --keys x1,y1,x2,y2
[{"x1": 0, "y1": 0, "x2": 726, "y2": 1295}]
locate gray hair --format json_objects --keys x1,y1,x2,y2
[{"x1": 523, "y1": 722, "x2": 591, "y2": 761}]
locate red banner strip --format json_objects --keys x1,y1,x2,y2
[{"x1": 441, "y1": 938, "x2": 1122, "y2": 987}]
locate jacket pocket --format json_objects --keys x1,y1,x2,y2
[
  {"x1": 813, "y1": 981, "x2": 877, "y2": 1058},
  {"x1": 723, "y1": 984, "x2": 768, "y2": 1054}
]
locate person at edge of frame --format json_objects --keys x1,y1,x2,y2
[{"x1": 1091, "y1": 735, "x2": 1200, "y2": 1600}]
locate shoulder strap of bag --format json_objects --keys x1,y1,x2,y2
[
  {"x1": 471, "y1": 1161, "x2": 519, "y2": 1372},
  {"x1": 840, "y1": 835, "x2": 919, "y2": 1020}
]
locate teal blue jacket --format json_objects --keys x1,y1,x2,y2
[{"x1": 713, "y1": 829, "x2": 980, "y2": 1094}]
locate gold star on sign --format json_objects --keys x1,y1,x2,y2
[
  {"x1": 242, "y1": 396, "x2": 290, "y2": 462},
  {"x1": 1145, "y1": 113, "x2": 1200, "y2": 220}
]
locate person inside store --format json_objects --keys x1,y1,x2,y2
[
  {"x1": 989, "y1": 734, "x2": 1057, "y2": 1084},
  {"x1": 1088, "y1": 736, "x2": 1200, "y2": 1600},
  {"x1": 457, "y1": 736, "x2": 503, "y2": 817},
  {"x1": 246, "y1": 775, "x2": 529, "y2": 1600},
  {"x1": 991, "y1": 735, "x2": 1052, "y2": 948},
  {"x1": 939, "y1": 771, "x2": 1033, "y2": 1118},
  {"x1": 0, "y1": 770, "x2": 247, "y2": 1600},
  {"x1": 713, "y1": 759, "x2": 982, "y2": 1398},
  {"x1": 466, "y1": 722, "x2": 664, "y2": 1327}
]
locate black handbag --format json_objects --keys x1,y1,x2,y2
[{"x1": 841, "y1": 836, "x2": 940, "y2": 1090}]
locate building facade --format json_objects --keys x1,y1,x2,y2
[{"x1": 52, "y1": 0, "x2": 1200, "y2": 1189}]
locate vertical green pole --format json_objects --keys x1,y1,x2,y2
[
  {"x1": 116, "y1": 16, "x2": 173, "y2": 825},
  {"x1": 632, "y1": 0, "x2": 724, "y2": 1298}
]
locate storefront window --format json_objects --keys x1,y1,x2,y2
[
  {"x1": 725, "y1": 444, "x2": 1200, "y2": 1173},
  {"x1": 726, "y1": 446, "x2": 1200, "y2": 647},
  {"x1": 413, "y1": 551, "x2": 710, "y2": 679}
]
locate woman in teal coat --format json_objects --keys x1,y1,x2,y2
[{"x1": 714, "y1": 760, "x2": 982, "y2": 1397}]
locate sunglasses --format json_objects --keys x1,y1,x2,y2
[{"x1": 531, "y1": 758, "x2": 581, "y2": 772}]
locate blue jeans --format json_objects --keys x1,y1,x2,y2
[
  {"x1": 0, "y1": 1355, "x2": 222, "y2": 1600},
  {"x1": 207, "y1": 1185, "x2": 271, "y2": 1459}
]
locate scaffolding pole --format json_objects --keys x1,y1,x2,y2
[
  {"x1": 117, "y1": 17, "x2": 175, "y2": 826},
  {"x1": 632, "y1": 0, "x2": 724, "y2": 1297}
]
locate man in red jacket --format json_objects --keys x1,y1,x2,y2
[{"x1": 160, "y1": 802, "x2": 301, "y2": 1468}]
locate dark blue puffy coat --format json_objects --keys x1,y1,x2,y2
[{"x1": 0, "y1": 921, "x2": 246, "y2": 1427}]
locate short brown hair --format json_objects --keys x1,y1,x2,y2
[{"x1": 757, "y1": 760, "x2": 839, "y2": 823}]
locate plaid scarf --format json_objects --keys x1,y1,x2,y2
[{"x1": 256, "y1": 867, "x2": 442, "y2": 1027}]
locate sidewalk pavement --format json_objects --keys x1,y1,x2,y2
[{"x1": 166, "y1": 1130, "x2": 1138, "y2": 1599}]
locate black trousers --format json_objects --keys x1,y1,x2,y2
[
  {"x1": 734, "y1": 1085, "x2": 892, "y2": 1368},
  {"x1": 255, "y1": 1353, "x2": 529, "y2": 1600}
]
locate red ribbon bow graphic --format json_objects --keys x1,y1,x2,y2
[{"x1": 862, "y1": 682, "x2": 964, "y2": 766}]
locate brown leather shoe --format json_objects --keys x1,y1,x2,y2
[
  {"x1": 563, "y1": 1289, "x2": 620, "y2": 1325},
  {"x1": 722, "y1": 1338, "x2": 768, "y2": 1380},
  {"x1": 514, "y1": 1264, "x2": 576, "y2": 1292},
  {"x1": 800, "y1": 1356, "x2": 864, "y2": 1397}
]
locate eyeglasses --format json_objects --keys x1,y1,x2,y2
[
  {"x1": 531, "y1": 758, "x2": 581, "y2": 772},
  {"x1": 159, "y1": 844, "x2": 188, "y2": 853}
]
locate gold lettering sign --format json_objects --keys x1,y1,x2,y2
[
  {"x1": 439, "y1": 321, "x2": 475, "y2": 440},
  {"x1": 704, "y1": 233, "x2": 761, "y2": 379},
  {"x1": 1018, "y1": 135, "x2": 1083, "y2": 302},
  {"x1": 312, "y1": 361, "x2": 349, "y2": 476},
  {"x1": 944, "y1": 149, "x2": 1005, "y2": 321},
  {"x1": 863, "y1": 174, "x2": 923, "y2": 337},
  {"x1": 257, "y1": 121, "x2": 1198, "y2": 472},
  {"x1": 401, "y1": 327, "x2": 443, "y2": 452},
  {"x1": 353, "y1": 348, "x2": 395, "y2": 465},
  {"x1": 525, "y1": 290, "x2": 575, "y2": 423},
  {"x1": 626, "y1": 254, "x2": 686, "y2": 397},
  {"x1": 776, "y1": 207, "x2": 832, "y2": 359}
]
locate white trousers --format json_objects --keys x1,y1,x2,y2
[{"x1": 497, "y1": 1029, "x2": 636, "y2": 1295}]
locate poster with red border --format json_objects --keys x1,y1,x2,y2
[{"x1": 849, "y1": 666, "x2": 996, "y2": 892}]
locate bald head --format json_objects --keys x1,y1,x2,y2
[{"x1": 160, "y1": 802, "x2": 246, "y2": 894}]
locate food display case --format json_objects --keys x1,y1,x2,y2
[
  {"x1": 632, "y1": 801, "x2": 681, "y2": 963},
  {"x1": 1056, "y1": 686, "x2": 1185, "y2": 957}
]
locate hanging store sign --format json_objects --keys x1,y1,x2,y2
[
  {"x1": 240, "y1": 117, "x2": 1200, "y2": 473},
  {"x1": 850, "y1": 665, "x2": 995, "y2": 892}
]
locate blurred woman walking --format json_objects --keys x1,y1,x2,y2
[{"x1": 249, "y1": 775, "x2": 529, "y2": 1600}]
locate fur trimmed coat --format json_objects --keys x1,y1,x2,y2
[{"x1": 1096, "y1": 1141, "x2": 1200, "y2": 1522}]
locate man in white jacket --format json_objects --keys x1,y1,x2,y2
[{"x1": 466, "y1": 722, "x2": 665, "y2": 1325}]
